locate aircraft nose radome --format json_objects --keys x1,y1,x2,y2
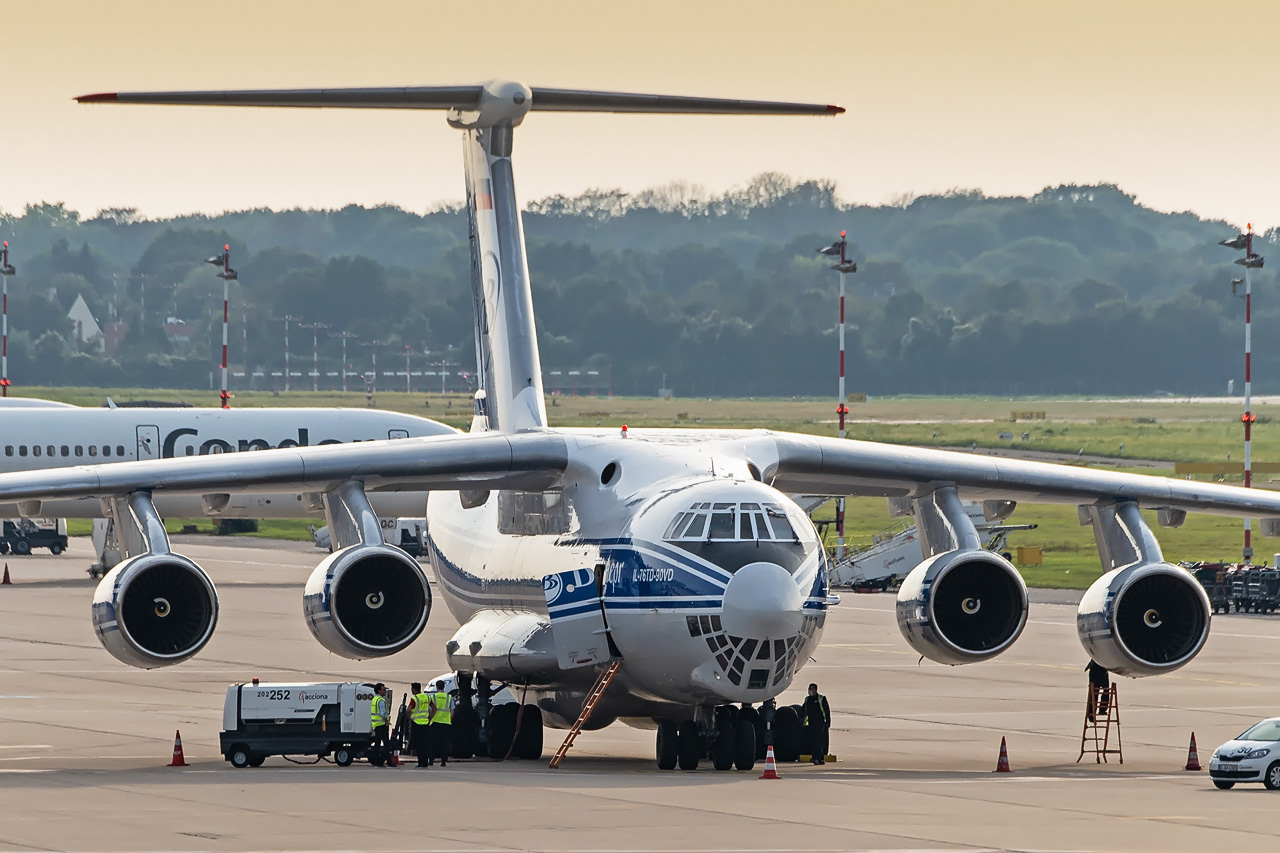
[{"x1": 721, "y1": 562, "x2": 805, "y2": 639}]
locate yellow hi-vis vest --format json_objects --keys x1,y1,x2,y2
[
  {"x1": 430, "y1": 691, "x2": 452, "y2": 725},
  {"x1": 371, "y1": 695, "x2": 388, "y2": 727},
  {"x1": 411, "y1": 693, "x2": 432, "y2": 725}
]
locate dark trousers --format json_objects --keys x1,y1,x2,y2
[
  {"x1": 371, "y1": 724, "x2": 389, "y2": 748},
  {"x1": 411, "y1": 722, "x2": 430, "y2": 766},
  {"x1": 810, "y1": 725, "x2": 829, "y2": 761},
  {"x1": 431, "y1": 722, "x2": 452, "y2": 766}
]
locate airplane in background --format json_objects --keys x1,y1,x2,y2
[
  {"x1": 0, "y1": 396, "x2": 453, "y2": 568},
  {"x1": 3, "y1": 80, "x2": 1276, "y2": 772}
]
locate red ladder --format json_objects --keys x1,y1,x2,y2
[
  {"x1": 1077, "y1": 684, "x2": 1122, "y2": 764},
  {"x1": 549, "y1": 659, "x2": 623, "y2": 769}
]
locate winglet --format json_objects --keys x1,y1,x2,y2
[{"x1": 76, "y1": 93, "x2": 119, "y2": 103}]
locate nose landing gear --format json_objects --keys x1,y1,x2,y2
[{"x1": 654, "y1": 704, "x2": 759, "y2": 771}]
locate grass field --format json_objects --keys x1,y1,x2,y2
[{"x1": 21, "y1": 386, "x2": 1280, "y2": 590}]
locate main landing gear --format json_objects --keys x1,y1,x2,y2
[{"x1": 655, "y1": 704, "x2": 760, "y2": 771}]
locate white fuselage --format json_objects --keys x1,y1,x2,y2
[
  {"x1": 0, "y1": 402, "x2": 453, "y2": 519},
  {"x1": 426, "y1": 428, "x2": 830, "y2": 726}
]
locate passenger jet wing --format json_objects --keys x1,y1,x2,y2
[
  {"x1": 0, "y1": 431, "x2": 568, "y2": 501},
  {"x1": 753, "y1": 433, "x2": 1280, "y2": 520}
]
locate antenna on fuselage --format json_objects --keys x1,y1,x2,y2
[{"x1": 77, "y1": 83, "x2": 843, "y2": 432}]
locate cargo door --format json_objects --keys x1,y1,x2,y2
[
  {"x1": 135, "y1": 425, "x2": 160, "y2": 460},
  {"x1": 543, "y1": 568, "x2": 611, "y2": 669}
]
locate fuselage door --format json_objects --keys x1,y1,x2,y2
[
  {"x1": 135, "y1": 425, "x2": 160, "y2": 460},
  {"x1": 544, "y1": 568, "x2": 611, "y2": 669}
]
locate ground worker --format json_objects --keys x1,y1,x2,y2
[
  {"x1": 407, "y1": 681, "x2": 433, "y2": 768},
  {"x1": 370, "y1": 683, "x2": 390, "y2": 761},
  {"x1": 802, "y1": 682, "x2": 831, "y2": 765},
  {"x1": 428, "y1": 679, "x2": 455, "y2": 768},
  {"x1": 1086, "y1": 660, "x2": 1110, "y2": 722}
]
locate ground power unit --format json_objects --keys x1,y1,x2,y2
[{"x1": 220, "y1": 681, "x2": 382, "y2": 768}]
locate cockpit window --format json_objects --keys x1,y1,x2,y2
[
  {"x1": 765, "y1": 506, "x2": 796, "y2": 541},
  {"x1": 664, "y1": 501, "x2": 799, "y2": 543}
]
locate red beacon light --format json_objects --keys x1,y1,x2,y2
[{"x1": 620, "y1": 424, "x2": 628, "y2": 438}]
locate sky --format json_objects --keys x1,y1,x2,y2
[{"x1": 1, "y1": 0, "x2": 1277, "y2": 229}]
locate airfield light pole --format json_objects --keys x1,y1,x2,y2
[
  {"x1": 818, "y1": 233, "x2": 857, "y2": 561},
  {"x1": 1221, "y1": 226, "x2": 1265, "y2": 562},
  {"x1": 300, "y1": 322, "x2": 329, "y2": 392},
  {"x1": 359, "y1": 340, "x2": 384, "y2": 403},
  {"x1": 404, "y1": 344, "x2": 412, "y2": 394},
  {"x1": 1, "y1": 242, "x2": 15, "y2": 397},
  {"x1": 273, "y1": 315, "x2": 300, "y2": 392},
  {"x1": 334, "y1": 330, "x2": 359, "y2": 393},
  {"x1": 205, "y1": 245, "x2": 237, "y2": 408}
]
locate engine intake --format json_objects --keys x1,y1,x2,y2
[
  {"x1": 303, "y1": 544, "x2": 431, "y2": 659},
  {"x1": 1077, "y1": 562, "x2": 1210, "y2": 677},
  {"x1": 896, "y1": 549, "x2": 1028, "y2": 665},
  {"x1": 91, "y1": 554, "x2": 219, "y2": 669}
]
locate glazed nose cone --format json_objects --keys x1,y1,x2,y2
[{"x1": 721, "y1": 561, "x2": 805, "y2": 639}]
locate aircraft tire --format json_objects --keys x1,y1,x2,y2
[
  {"x1": 656, "y1": 720, "x2": 678, "y2": 770},
  {"x1": 711, "y1": 716, "x2": 735, "y2": 771},
  {"x1": 514, "y1": 705, "x2": 544, "y2": 760},
  {"x1": 773, "y1": 705, "x2": 802, "y2": 762},
  {"x1": 676, "y1": 720, "x2": 700, "y2": 771},
  {"x1": 734, "y1": 717, "x2": 756, "y2": 771},
  {"x1": 487, "y1": 702, "x2": 518, "y2": 760}
]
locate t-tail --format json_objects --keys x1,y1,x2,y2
[{"x1": 78, "y1": 82, "x2": 843, "y2": 432}]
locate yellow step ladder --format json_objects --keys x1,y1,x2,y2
[
  {"x1": 549, "y1": 659, "x2": 622, "y2": 769},
  {"x1": 1077, "y1": 683, "x2": 1122, "y2": 764}
]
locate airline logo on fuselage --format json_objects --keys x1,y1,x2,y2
[{"x1": 161, "y1": 428, "x2": 351, "y2": 458}]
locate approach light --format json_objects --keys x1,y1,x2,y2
[
  {"x1": 1232, "y1": 277, "x2": 1244, "y2": 295},
  {"x1": 1221, "y1": 234, "x2": 1249, "y2": 251},
  {"x1": 1235, "y1": 254, "x2": 1265, "y2": 269},
  {"x1": 1243, "y1": 413, "x2": 1257, "y2": 424},
  {"x1": 830, "y1": 261, "x2": 857, "y2": 274},
  {"x1": 817, "y1": 243, "x2": 842, "y2": 256},
  {"x1": 205, "y1": 254, "x2": 226, "y2": 266}
]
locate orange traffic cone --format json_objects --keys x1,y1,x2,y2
[
  {"x1": 1184, "y1": 732, "x2": 1202, "y2": 771},
  {"x1": 168, "y1": 730, "x2": 189, "y2": 767},
  {"x1": 995, "y1": 736, "x2": 1012, "y2": 772},
  {"x1": 759, "y1": 744, "x2": 781, "y2": 779},
  {"x1": 1, "y1": 564, "x2": 10, "y2": 585},
  {"x1": 388, "y1": 743, "x2": 401, "y2": 767}
]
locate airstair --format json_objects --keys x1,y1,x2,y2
[{"x1": 549, "y1": 659, "x2": 623, "y2": 769}]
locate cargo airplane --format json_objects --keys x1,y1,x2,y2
[{"x1": 3, "y1": 81, "x2": 1276, "y2": 771}]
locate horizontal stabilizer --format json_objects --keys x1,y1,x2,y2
[{"x1": 77, "y1": 85, "x2": 842, "y2": 116}]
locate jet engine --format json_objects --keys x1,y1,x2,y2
[
  {"x1": 303, "y1": 543, "x2": 431, "y2": 659},
  {"x1": 91, "y1": 553, "x2": 219, "y2": 669},
  {"x1": 896, "y1": 549, "x2": 1029, "y2": 665},
  {"x1": 1077, "y1": 562, "x2": 1210, "y2": 677}
]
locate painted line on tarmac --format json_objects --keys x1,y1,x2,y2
[{"x1": 0, "y1": 745, "x2": 50, "y2": 749}]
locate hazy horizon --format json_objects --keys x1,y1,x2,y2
[{"x1": 3, "y1": 0, "x2": 1277, "y2": 230}]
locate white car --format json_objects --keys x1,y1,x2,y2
[{"x1": 1209, "y1": 718, "x2": 1280, "y2": 790}]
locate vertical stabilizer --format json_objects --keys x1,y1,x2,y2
[{"x1": 454, "y1": 83, "x2": 547, "y2": 431}]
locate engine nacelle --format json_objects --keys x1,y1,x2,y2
[
  {"x1": 896, "y1": 549, "x2": 1029, "y2": 665},
  {"x1": 91, "y1": 554, "x2": 219, "y2": 669},
  {"x1": 1077, "y1": 562, "x2": 1210, "y2": 677},
  {"x1": 303, "y1": 544, "x2": 431, "y2": 659}
]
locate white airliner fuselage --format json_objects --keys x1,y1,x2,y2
[{"x1": 0, "y1": 401, "x2": 452, "y2": 520}]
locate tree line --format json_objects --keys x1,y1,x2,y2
[{"x1": 0, "y1": 176, "x2": 1269, "y2": 397}]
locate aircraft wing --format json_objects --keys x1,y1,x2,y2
[
  {"x1": 0, "y1": 431, "x2": 568, "y2": 501},
  {"x1": 753, "y1": 433, "x2": 1280, "y2": 520}
]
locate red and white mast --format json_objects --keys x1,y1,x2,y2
[
  {"x1": 206, "y1": 245, "x2": 237, "y2": 408},
  {"x1": 821, "y1": 232, "x2": 856, "y2": 561},
  {"x1": 1223, "y1": 225, "x2": 1265, "y2": 562},
  {"x1": 0, "y1": 242, "x2": 13, "y2": 397}
]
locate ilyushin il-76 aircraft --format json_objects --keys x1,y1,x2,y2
[{"x1": 8, "y1": 80, "x2": 1278, "y2": 772}]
